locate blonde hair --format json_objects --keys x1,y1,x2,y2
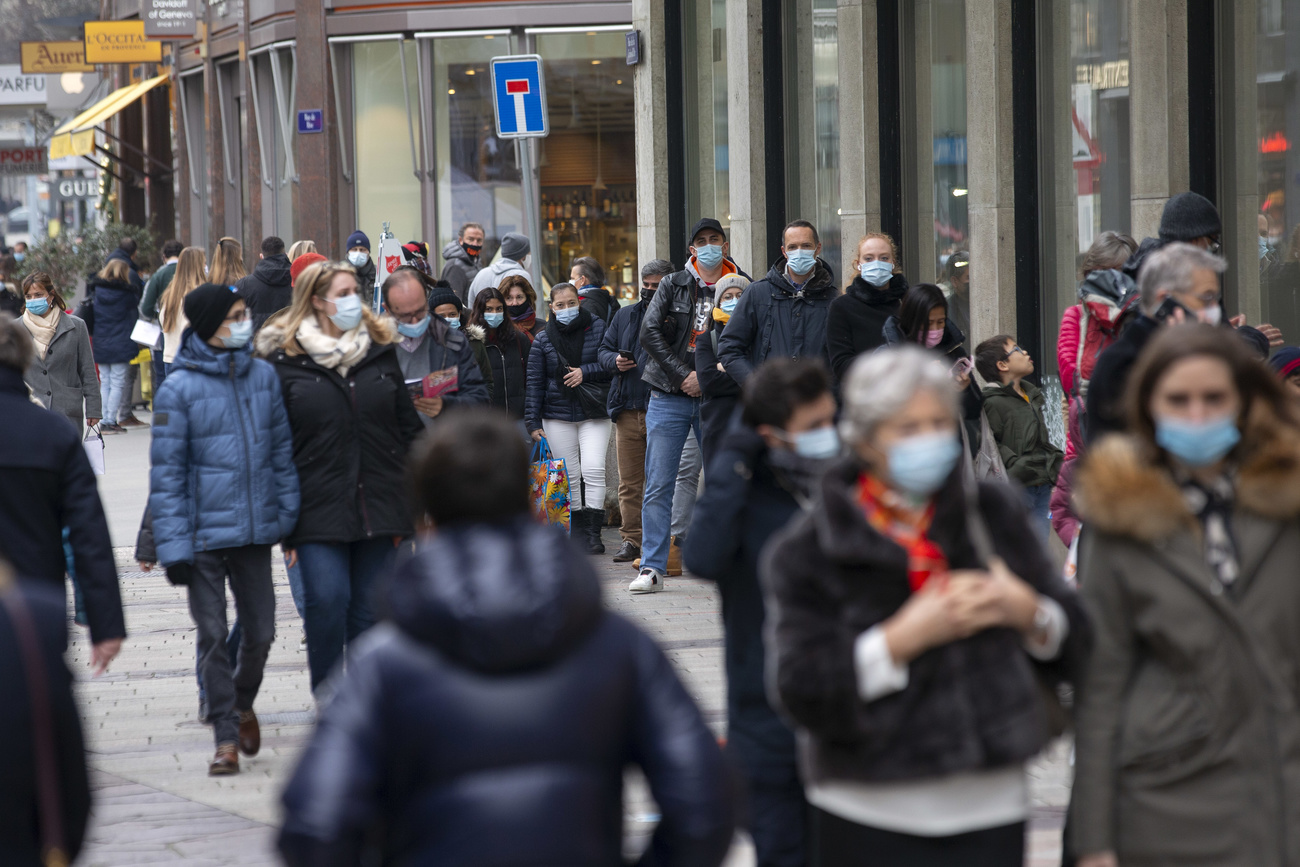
[
  {"x1": 263, "y1": 261, "x2": 395, "y2": 356},
  {"x1": 159, "y1": 247, "x2": 208, "y2": 331},
  {"x1": 98, "y1": 258, "x2": 131, "y2": 283},
  {"x1": 21, "y1": 272, "x2": 65, "y2": 311},
  {"x1": 287, "y1": 239, "x2": 317, "y2": 261},
  {"x1": 209, "y1": 236, "x2": 246, "y2": 285}
]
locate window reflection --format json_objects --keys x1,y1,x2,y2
[
  {"x1": 1069, "y1": 0, "x2": 1131, "y2": 249},
  {"x1": 684, "y1": 0, "x2": 730, "y2": 237},
  {"x1": 353, "y1": 41, "x2": 422, "y2": 244},
  {"x1": 1258, "y1": 1, "x2": 1300, "y2": 341}
]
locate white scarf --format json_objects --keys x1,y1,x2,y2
[
  {"x1": 22, "y1": 306, "x2": 60, "y2": 358},
  {"x1": 296, "y1": 316, "x2": 371, "y2": 377}
]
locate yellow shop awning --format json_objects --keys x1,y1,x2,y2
[{"x1": 49, "y1": 74, "x2": 169, "y2": 160}]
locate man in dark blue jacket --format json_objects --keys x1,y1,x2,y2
[
  {"x1": 684, "y1": 358, "x2": 839, "y2": 867},
  {"x1": 279, "y1": 411, "x2": 734, "y2": 867},
  {"x1": 599, "y1": 258, "x2": 674, "y2": 563},
  {"x1": 718, "y1": 220, "x2": 837, "y2": 387}
]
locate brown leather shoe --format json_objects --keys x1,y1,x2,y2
[
  {"x1": 119, "y1": 414, "x2": 150, "y2": 428},
  {"x1": 666, "y1": 539, "x2": 683, "y2": 577},
  {"x1": 238, "y1": 710, "x2": 261, "y2": 756},
  {"x1": 209, "y1": 742, "x2": 239, "y2": 776}
]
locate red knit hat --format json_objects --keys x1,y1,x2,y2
[{"x1": 290, "y1": 252, "x2": 328, "y2": 286}]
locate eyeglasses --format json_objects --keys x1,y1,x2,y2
[
  {"x1": 222, "y1": 310, "x2": 251, "y2": 324},
  {"x1": 1007, "y1": 345, "x2": 1027, "y2": 357},
  {"x1": 389, "y1": 308, "x2": 428, "y2": 325}
]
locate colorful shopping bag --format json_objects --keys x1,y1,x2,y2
[{"x1": 529, "y1": 436, "x2": 571, "y2": 535}]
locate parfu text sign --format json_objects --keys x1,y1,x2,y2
[
  {"x1": 0, "y1": 146, "x2": 48, "y2": 177},
  {"x1": 21, "y1": 42, "x2": 94, "y2": 74},
  {"x1": 84, "y1": 21, "x2": 163, "y2": 64}
]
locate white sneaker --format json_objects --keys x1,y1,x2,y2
[{"x1": 629, "y1": 568, "x2": 664, "y2": 593}]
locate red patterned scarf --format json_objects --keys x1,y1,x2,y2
[{"x1": 857, "y1": 473, "x2": 948, "y2": 591}]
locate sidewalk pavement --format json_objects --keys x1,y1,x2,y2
[{"x1": 73, "y1": 420, "x2": 1068, "y2": 865}]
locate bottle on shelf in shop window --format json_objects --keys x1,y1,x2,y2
[
  {"x1": 603, "y1": 193, "x2": 612, "y2": 218},
  {"x1": 541, "y1": 194, "x2": 549, "y2": 220},
  {"x1": 563, "y1": 195, "x2": 573, "y2": 220},
  {"x1": 579, "y1": 193, "x2": 588, "y2": 220},
  {"x1": 611, "y1": 193, "x2": 621, "y2": 219},
  {"x1": 622, "y1": 257, "x2": 633, "y2": 286}
]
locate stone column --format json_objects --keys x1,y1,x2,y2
[
  {"x1": 204, "y1": 51, "x2": 225, "y2": 251},
  {"x1": 1041, "y1": 0, "x2": 1079, "y2": 344},
  {"x1": 726, "y1": 0, "x2": 768, "y2": 277},
  {"x1": 964, "y1": 0, "x2": 1017, "y2": 345},
  {"x1": 295, "y1": 0, "x2": 337, "y2": 254},
  {"x1": 837, "y1": 0, "x2": 882, "y2": 279},
  {"x1": 1219, "y1": 0, "x2": 1261, "y2": 323},
  {"x1": 1129, "y1": 0, "x2": 1189, "y2": 240},
  {"x1": 906, "y1": 0, "x2": 935, "y2": 282},
  {"x1": 634, "y1": 0, "x2": 673, "y2": 265}
]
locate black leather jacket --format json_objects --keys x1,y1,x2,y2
[{"x1": 638, "y1": 261, "x2": 749, "y2": 395}]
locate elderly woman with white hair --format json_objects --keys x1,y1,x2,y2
[{"x1": 760, "y1": 344, "x2": 1087, "y2": 865}]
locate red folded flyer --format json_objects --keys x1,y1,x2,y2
[{"x1": 406, "y1": 366, "x2": 459, "y2": 400}]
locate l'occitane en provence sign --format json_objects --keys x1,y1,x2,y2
[{"x1": 84, "y1": 21, "x2": 163, "y2": 64}]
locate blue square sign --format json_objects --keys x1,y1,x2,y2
[
  {"x1": 297, "y1": 109, "x2": 323, "y2": 134},
  {"x1": 490, "y1": 55, "x2": 549, "y2": 139}
]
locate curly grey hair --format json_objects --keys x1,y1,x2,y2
[
  {"x1": 840, "y1": 344, "x2": 959, "y2": 444},
  {"x1": 1138, "y1": 242, "x2": 1227, "y2": 313}
]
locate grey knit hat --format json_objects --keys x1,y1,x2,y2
[
  {"x1": 499, "y1": 233, "x2": 530, "y2": 262},
  {"x1": 1158, "y1": 192, "x2": 1222, "y2": 242},
  {"x1": 714, "y1": 273, "x2": 750, "y2": 305}
]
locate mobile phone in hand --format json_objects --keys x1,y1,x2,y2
[
  {"x1": 618, "y1": 350, "x2": 635, "y2": 361},
  {"x1": 950, "y1": 357, "x2": 973, "y2": 378}
]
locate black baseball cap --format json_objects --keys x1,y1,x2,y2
[{"x1": 689, "y1": 218, "x2": 726, "y2": 246}]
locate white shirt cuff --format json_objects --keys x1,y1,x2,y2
[
  {"x1": 854, "y1": 626, "x2": 909, "y2": 702},
  {"x1": 1023, "y1": 596, "x2": 1068, "y2": 661}
]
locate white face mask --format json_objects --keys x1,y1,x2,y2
[
  {"x1": 1199, "y1": 304, "x2": 1222, "y2": 326},
  {"x1": 348, "y1": 251, "x2": 369, "y2": 267}
]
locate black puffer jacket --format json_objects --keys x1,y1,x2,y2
[
  {"x1": 578, "y1": 285, "x2": 619, "y2": 323},
  {"x1": 825, "y1": 274, "x2": 908, "y2": 385},
  {"x1": 279, "y1": 518, "x2": 735, "y2": 867},
  {"x1": 717, "y1": 258, "x2": 838, "y2": 385},
  {"x1": 696, "y1": 320, "x2": 742, "y2": 468},
  {"x1": 761, "y1": 458, "x2": 1089, "y2": 785},
  {"x1": 481, "y1": 327, "x2": 530, "y2": 419},
  {"x1": 87, "y1": 274, "x2": 142, "y2": 364},
  {"x1": 524, "y1": 314, "x2": 610, "y2": 431},
  {"x1": 258, "y1": 325, "x2": 425, "y2": 545},
  {"x1": 236, "y1": 253, "x2": 293, "y2": 330},
  {"x1": 598, "y1": 298, "x2": 650, "y2": 420}
]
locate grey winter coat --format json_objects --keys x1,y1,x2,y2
[
  {"x1": 439, "y1": 241, "x2": 483, "y2": 302},
  {"x1": 21, "y1": 311, "x2": 101, "y2": 429},
  {"x1": 1072, "y1": 427, "x2": 1300, "y2": 866}
]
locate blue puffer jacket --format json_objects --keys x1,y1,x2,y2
[
  {"x1": 149, "y1": 332, "x2": 300, "y2": 566},
  {"x1": 88, "y1": 274, "x2": 142, "y2": 364},
  {"x1": 524, "y1": 313, "x2": 611, "y2": 431},
  {"x1": 279, "y1": 518, "x2": 734, "y2": 867}
]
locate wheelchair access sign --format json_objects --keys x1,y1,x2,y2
[{"x1": 490, "y1": 55, "x2": 549, "y2": 139}]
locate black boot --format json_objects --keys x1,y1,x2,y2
[
  {"x1": 585, "y1": 508, "x2": 606, "y2": 554},
  {"x1": 568, "y1": 507, "x2": 587, "y2": 541}
]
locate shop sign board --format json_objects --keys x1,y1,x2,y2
[
  {"x1": 0, "y1": 66, "x2": 47, "y2": 106},
  {"x1": 84, "y1": 21, "x2": 164, "y2": 64},
  {"x1": 0, "y1": 145, "x2": 49, "y2": 176},
  {"x1": 21, "y1": 42, "x2": 94, "y2": 74},
  {"x1": 490, "y1": 55, "x2": 548, "y2": 139},
  {"x1": 144, "y1": 0, "x2": 198, "y2": 38},
  {"x1": 625, "y1": 31, "x2": 640, "y2": 65},
  {"x1": 52, "y1": 176, "x2": 100, "y2": 201}
]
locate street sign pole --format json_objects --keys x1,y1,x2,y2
[
  {"x1": 516, "y1": 139, "x2": 540, "y2": 292},
  {"x1": 491, "y1": 54, "x2": 548, "y2": 295}
]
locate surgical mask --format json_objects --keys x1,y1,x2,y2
[
  {"x1": 221, "y1": 319, "x2": 254, "y2": 349},
  {"x1": 554, "y1": 306, "x2": 581, "y2": 325},
  {"x1": 443, "y1": 316, "x2": 461, "y2": 330},
  {"x1": 859, "y1": 260, "x2": 894, "y2": 287},
  {"x1": 1155, "y1": 415, "x2": 1240, "y2": 468},
  {"x1": 396, "y1": 316, "x2": 430, "y2": 338},
  {"x1": 694, "y1": 244, "x2": 724, "y2": 270},
  {"x1": 13, "y1": 252, "x2": 24, "y2": 263},
  {"x1": 924, "y1": 328, "x2": 944, "y2": 348},
  {"x1": 786, "y1": 249, "x2": 816, "y2": 275},
  {"x1": 887, "y1": 431, "x2": 962, "y2": 497},
  {"x1": 484, "y1": 311, "x2": 505, "y2": 328},
  {"x1": 1260, "y1": 237, "x2": 1271, "y2": 260},
  {"x1": 329, "y1": 293, "x2": 364, "y2": 331},
  {"x1": 347, "y1": 251, "x2": 369, "y2": 268},
  {"x1": 24, "y1": 297, "x2": 49, "y2": 316},
  {"x1": 790, "y1": 426, "x2": 841, "y2": 460},
  {"x1": 720, "y1": 298, "x2": 739, "y2": 315},
  {"x1": 1199, "y1": 304, "x2": 1222, "y2": 326}
]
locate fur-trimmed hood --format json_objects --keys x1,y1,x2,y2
[
  {"x1": 464, "y1": 323, "x2": 486, "y2": 341},
  {"x1": 1075, "y1": 407, "x2": 1300, "y2": 541}
]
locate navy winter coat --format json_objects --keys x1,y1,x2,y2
[
  {"x1": 696, "y1": 319, "x2": 742, "y2": 468},
  {"x1": 717, "y1": 258, "x2": 838, "y2": 385},
  {"x1": 524, "y1": 316, "x2": 611, "y2": 431},
  {"x1": 598, "y1": 298, "x2": 650, "y2": 420},
  {"x1": 149, "y1": 333, "x2": 300, "y2": 567},
  {"x1": 88, "y1": 274, "x2": 142, "y2": 364},
  {"x1": 279, "y1": 518, "x2": 734, "y2": 867}
]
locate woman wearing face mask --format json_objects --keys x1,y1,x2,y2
[
  {"x1": 696, "y1": 273, "x2": 751, "y2": 471},
  {"x1": 525, "y1": 283, "x2": 613, "y2": 554},
  {"x1": 883, "y1": 283, "x2": 967, "y2": 361},
  {"x1": 256, "y1": 260, "x2": 423, "y2": 695},
  {"x1": 20, "y1": 271, "x2": 101, "y2": 432},
  {"x1": 763, "y1": 345, "x2": 1086, "y2": 866},
  {"x1": 469, "y1": 286, "x2": 530, "y2": 419},
  {"x1": 1071, "y1": 325, "x2": 1300, "y2": 867},
  {"x1": 826, "y1": 233, "x2": 910, "y2": 389},
  {"x1": 500, "y1": 275, "x2": 544, "y2": 339}
]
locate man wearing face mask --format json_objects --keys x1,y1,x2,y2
[
  {"x1": 467, "y1": 233, "x2": 532, "y2": 308},
  {"x1": 684, "y1": 358, "x2": 839, "y2": 867},
  {"x1": 718, "y1": 220, "x2": 838, "y2": 387},
  {"x1": 386, "y1": 272, "x2": 490, "y2": 427},
  {"x1": 633, "y1": 218, "x2": 750, "y2": 593},
  {"x1": 1086, "y1": 243, "x2": 1228, "y2": 445},
  {"x1": 345, "y1": 231, "x2": 377, "y2": 303},
  {"x1": 440, "y1": 222, "x2": 485, "y2": 302}
]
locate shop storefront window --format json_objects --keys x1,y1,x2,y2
[
  {"x1": 930, "y1": 0, "x2": 966, "y2": 278},
  {"x1": 683, "y1": 0, "x2": 730, "y2": 236},
  {"x1": 1257, "y1": 1, "x2": 1300, "y2": 340},
  {"x1": 534, "y1": 31, "x2": 638, "y2": 301},
  {"x1": 1069, "y1": 0, "x2": 1131, "y2": 249},
  {"x1": 353, "y1": 40, "x2": 423, "y2": 246}
]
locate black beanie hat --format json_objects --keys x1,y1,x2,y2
[
  {"x1": 184, "y1": 283, "x2": 241, "y2": 341},
  {"x1": 1158, "y1": 192, "x2": 1222, "y2": 242},
  {"x1": 427, "y1": 285, "x2": 463, "y2": 315}
]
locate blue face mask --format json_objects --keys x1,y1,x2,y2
[
  {"x1": 329, "y1": 293, "x2": 364, "y2": 331},
  {"x1": 554, "y1": 306, "x2": 581, "y2": 325},
  {"x1": 859, "y1": 259, "x2": 894, "y2": 287},
  {"x1": 887, "y1": 431, "x2": 962, "y2": 497},
  {"x1": 221, "y1": 319, "x2": 254, "y2": 349},
  {"x1": 791, "y1": 425, "x2": 841, "y2": 460},
  {"x1": 24, "y1": 297, "x2": 49, "y2": 316},
  {"x1": 1155, "y1": 415, "x2": 1241, "y2": 468},
  {"x1": 13, "y1": 252, "x2": 25, "y2": 263},
  {"x1": 396, "y1": 316, "x2": 430, "y2": 338},
  {"x1": 484, "y1": 311, "x2": 505, "y2": 328},
  {"x1": 720, "y1": 298, "x2": 739, "y2": 315},
  {"x1": 786, "y1": 249, "x2": 817, "y2": 275},
  {"x1": 694, "y1": 244, "x2": 724, "y2": 270},
  {"x1": 1260, "y1": 237, "x2": 1271, "y2": 260},
  {"x1": 443, "y1": 317, "x2": 461, "y2": 330}
]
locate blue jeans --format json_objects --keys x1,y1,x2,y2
[
  {"x1": 641, "y1": 391, "x2": 702, "y2": 573},
  {"x1": 286, "y1": 556, "x2": 306, "y2": 619},
  {"x1": 1023, "y1": 483, "x2": 1053, "y2": 542},
  {"x1": 298, "y1": 538, "x2": 398, "y2": 692},
  {"x1": 99, "y1": 362, "x2": 131, "y2": 424}
]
